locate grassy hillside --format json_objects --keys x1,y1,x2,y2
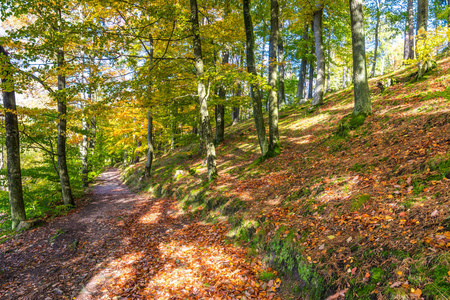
[{"x1": 123, "y1": 57, "x2": 450, "y2": 299}]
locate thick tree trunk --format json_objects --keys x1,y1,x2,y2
[
  {"x1": 144, "y1": 108, "x2": 154, "y2": 178},
  {"x1": 277, "y1": 33, "x2": 286, "y2": 107},
  {"x1": 417, "y1": 0, "x2": 430, "y2": 79},
  {"x1": 243, "y1": 0, "x2": 269, "y2": 157},
  {"x1": 312, "y1": 8, "x2": 325, "y2": 106},
  {"x1": 190, "y1": 0, "x2": 217, "y2": 181},
  {"x1": 268, "y1": 0, "x2": 280, "y2": 153},
  {"x1": 57, "y1": 50, "x2": 74, "y2": 206},
  {"x1": 371, "y1": 0, "x2": 380, "y2": 77},
  {"x1": 0, "y1": 46, "x2": 26, "y2": 229},
  {"x1": 404, "y1": 0, "x2": 415, "y2": 60},
  {"x1": 349, "y1": 0, "x2": 371, "y2": 115}
]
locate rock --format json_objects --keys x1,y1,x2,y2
[{"x1": 16, "y1": 219, "x2": 44, "y2": 231}]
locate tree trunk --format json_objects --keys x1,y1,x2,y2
[
  {"x1": 0, "y1": 46, "x2": 26, "y2": 229},
  {"x1": 57, "y1": 50, "x2": 74, "y2": 206},
  {"x1": 326, "y1": 29, "x2": 332, "y2": 93},
  {"x1": 145, "y1": 35, "x2": 155, "y2": 178},
  {"x1": 371, "y1": 0, "x2": 380, "y2": 77},
  {"x1": 312, "y1": 7, "x2": 325, "y2": 106},
  {"x1": 216, "y1": 52, "x2": 227, "y2": 144},
  {"x1": 233, "y1": 82, "x2": 241, "y2": 125},
  {"x1": 243, "y1": 0, "x2": 269, "y2": 157},
  {"x1": 268, "y1": 0, "x2": 280, "y2": 153},
  {"x1": 308, "y1": 41, "x2": 314, "y2": 99},
  {"x1": 297, "y1": 26, "x2": 309, "y2": 101},
  {"x1": 144, "y1": 108, "x2": 154, "y2": 178},
  {"x1": 277, "y1": 32, "x2": 286, "y2": 107},
  {"x1": 81, "y1": 116, "x2": 89, "y2": 187},
  {"x1": 342, "y1": 66, "x2": 346, "y2": 89},
  {"x1": 404, "y1": 0, "x2": 415, "y2": 60},
  {"x1": 416, "y1": 0, "x2": 430, "y2": 79},
  {"x1": 349, "y1": 0, "x2": 371, "y2": 115},
  {"x1": 232, "y1": 54, "x2": 242, "y2": 125},
  {"x1": 190, "y1": 0, "x2": 218, "y2": 181}
]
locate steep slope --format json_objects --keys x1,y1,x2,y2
[{"x1": 124, "y1": 56, "x2": 450, "y2": 299}]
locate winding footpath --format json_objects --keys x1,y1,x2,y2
[{"x1": 0, "y1": 169, "x2": 280, "y2": 299}]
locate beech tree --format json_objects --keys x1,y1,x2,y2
[
  {"x1": 0, "y1": 46, "x2": 26, "y2": 229},
  {"x1": 268, "y1": 0, "x2": 280, "y2": 153},
  {"x1": 190, "y1": 0, "x2": 218, "y2": 181},
  {"x1": 349, "y1": 0, "x2": 371, "y2": 115},
  {"x1": 243, "y1": 0, "x2": 269, "y2": 158}
]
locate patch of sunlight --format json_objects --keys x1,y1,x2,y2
[
  {"x1": 237, "y1": 141, "x2": 256, "y2": 152},
  {"x1": 139, "y1": 200, "x2": 164, "y2": 224},
  {"x1": 287, "y1": 134, "x2": 314, "y2": 146},
  {"x1": 402, "y1": 98, "x2": 450, "y2": 116},
  {"x1": 77, "y1": 252, "x2": 145, "y2": 299},
  {"x1": 286, "y1": 113, "x2": 332, "y2": 131},
  {"x1": 145, "y1": 240, "x2": 259, "y2": 298}
]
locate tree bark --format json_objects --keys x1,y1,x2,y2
[
  {"x1": 371, "y1": 0, "x2": 380, "y2": 77},
  {"x1": 57, "y1": 50, "x2": 74, "y2": 206},
  {"x1": 81, "y1": 116, "x2": 89, "y2": 187},
  {"x1": 268, "y1": 0, "x2": 280, "y2": 153},
  {"x1": 0, "y1": 46, "x2": 26, "y2": 229},
  {"x1": 144, "y1": 108, "x2": 154, "y2": 178},
  {"x1": 243, "y1": 0, "x2": 269, "y2": 157},
  {"x1": 342, "y1": 66, "x2": 347, "y2": 89},
  {"x1": 404, "y1": 0, "x2": 415, "y2": 60},
  {"x1": 416, "y1": 0, "x2": 430, "y2": 79},
  {"x1": 349, "y1": 0, "x2": 371, "y2": 115},
  {"x1": 312, "y1": 7, "x2": 325, "y2": 106},
  {"x1": 190, "y1": 0, "x2": 217, "y2": 181},
  {"x1": 216, "y1": 51, "x2": 228, "y2": 144},
  {"x1": 277, "y1": 32, "x2": 286, "y2": 107},
  {"x1": 297, "y1": 26, "x2": 309, "y2": 101},
  {"x1": 145, "y1": 35, "x2": 155, "y2": 178},
  {"x1": 308, "y1": 39, "x2": 315, "y2": 99}
]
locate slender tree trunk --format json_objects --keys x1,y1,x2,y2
[
  {"x1": 145, "y1": 35, "x2": 155, "y2": 178},
  {"x1": 404, "y1": 0, "x2": 415, "y2": 60},
  {"x1": 312, "y1": 7, "x2": 325, "y2": 106},
  {"x1": 277, "y1": 31, "x2": 286, "y2": 107},
  {"x1": 81, "y1": 116, "x2": 89, "y2": 187},
  {"x1": 416, "y1": 0, "x2": 430, "y2": 79},
  {"x1": 57, "y1": 50, "x2": 74, "y2": 206},
  {"x1": 233, "y1": 82, "x2": 241, "y2": 125},
  {"x1": 190, "y1": 0, "x2": 217, "y2": 181},
  {"x1": 326, "y1": 29, "x2": 331, "y2": 93},
  {"x1": 216, "y1": 51, "x2": 228, "y2": 144},
  {"x1": 243, "y1": 0, "x2": 269, "y2": 157},
  {"x1": 268, "y1": 0, "x2": 280, "y2": 153},
  {"x1": 342, "y1": 66, "x2": 347, "y2": 89},
  {"x1": 371, "y1": 0, "x2": 380, "y2": 77},
  {"x1": 349, "y1": 0, "x2": 371, "y2": 115},
  {"x1": 297, "y1": 26, "x2": 309, "y2": 101},
  {"x1": 232, "y1": 54, "x2": 242, "y2": 125},
  {"x1": 0, "y1": 46, "x2": 26, "y2": 229},
  {"x1": 144, "y1": 108, "x2": 154, "y2": 178},
  {"x1": 308, "y1": 41, "x2": 315, "y2": 99}
]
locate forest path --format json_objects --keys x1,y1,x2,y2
[{"x1": 0, "y1": 169, "x2": 277, "y2": 299}]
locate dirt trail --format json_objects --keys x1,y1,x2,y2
[{"x1": 0, "y1": 169, "x2": 279, "y2": 299}]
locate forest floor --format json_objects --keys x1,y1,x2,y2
[
  {"x1": 0, "y1": 169, "x2": 279, "y2": 299},
  {"x1": 122, "y1": 56, "x2": 450, "y2": 299}
]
